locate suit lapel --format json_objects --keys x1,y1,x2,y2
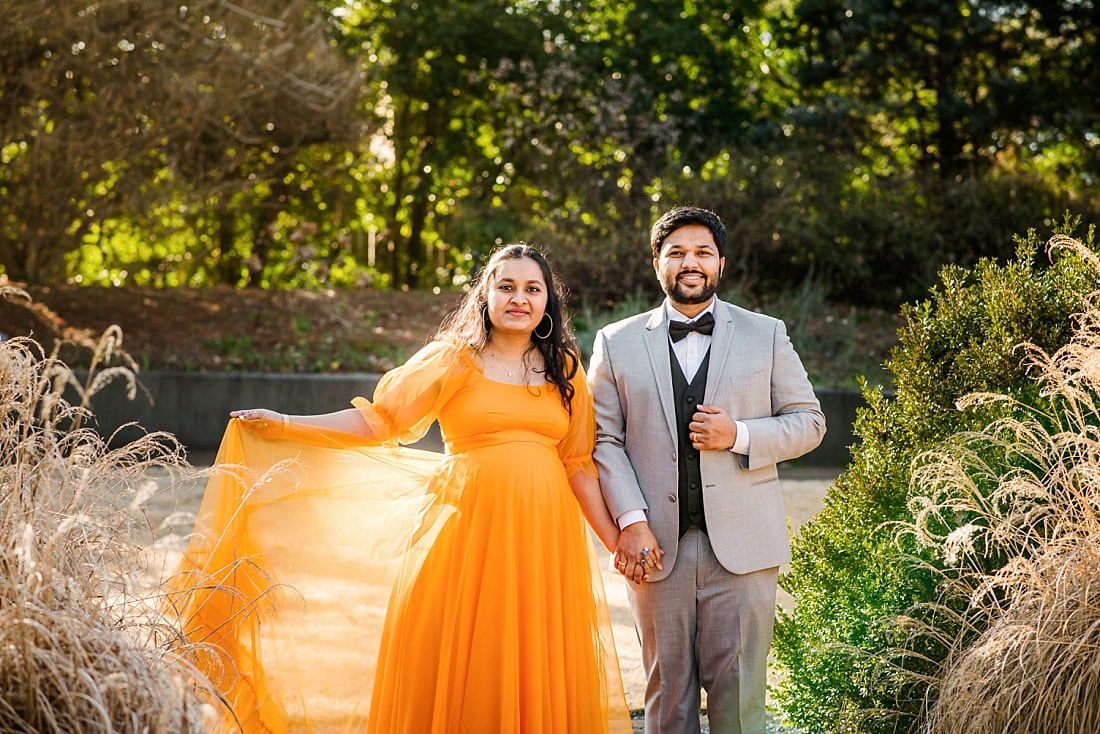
[
  {"x1": 643, "y1": 307, "x2": 679, "y2": 442},
  {"x1": 704, "y1": 299, "x2": 737, "y2": 403}
]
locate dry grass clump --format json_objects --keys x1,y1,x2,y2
[
  {"x1": 0, "y1": 284, "x2": 211, "y2": 732},
  {"x1": 897, "y1": 234, "x2": 1100, "y2": 733},
  {"x1": 922, "y1": 541, "x2": 1100, "y2": 734}
]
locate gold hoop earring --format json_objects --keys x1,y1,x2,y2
[{"x1": 534, "y1": 315, "x2": 553, "y2": 339}]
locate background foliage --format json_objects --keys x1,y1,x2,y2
[
  {"x1": 772, "y1": 220, "x2": 1099, "y2": 732},
  {"x1": 2, "y1": 0, "x2": 1097, "y2": 307}
]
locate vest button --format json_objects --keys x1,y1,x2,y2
[{"x1": 668, "y1": 494, "x2": 677, "y2": 503}]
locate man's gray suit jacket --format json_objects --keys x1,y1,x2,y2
[{"x1": 588, "y1": 298, "x2": 827, "y2": 578}]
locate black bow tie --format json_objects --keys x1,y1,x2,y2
[{"x1": 668, "y1": 312, "x2": 715, "y2": 342}]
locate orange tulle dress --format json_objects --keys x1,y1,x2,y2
[{"x1": 169, "y1": 341, "x2": 631, "y2": 733}]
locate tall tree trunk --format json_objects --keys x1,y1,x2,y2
[
  {"x1": 388, "y1": 98, "x2": 411, "y2": 286},
  {"x1": 217, "y1": 211, "x2": 241, "y2": 284},
  {"x1": 248, "y1": 174, "x2": 291, "y2": 287},
  {"x1": 934, "y1": 21, "x2": 964, "y2": 178},
  {"x1": 404, "y1": 187, "x2": 431, "y2": 288},
  {"x1": 0, "y1": 236, "x2": 29, "y2": 282}
]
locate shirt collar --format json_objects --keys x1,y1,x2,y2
[{"x1": 665, "y1": 298, "x2": 716, "y2": 324}]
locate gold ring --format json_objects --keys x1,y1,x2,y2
[
  {"x1": 617, "y1": 561, "x2": 627, "y2": 567},
  {"x1": 691, "y1": 432, "x2": 697, "y2": 442}
]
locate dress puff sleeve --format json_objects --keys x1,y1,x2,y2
[
  {"x1": 557, "y1": 362, "x2": 599, "y2": 481},
  {"x1": 351, "y1": 340, "x2": 474, "y2": 446}
]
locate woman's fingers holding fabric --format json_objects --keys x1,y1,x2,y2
[{"x1": 232, "y1": 408, "x2": 274, "y2": 421}]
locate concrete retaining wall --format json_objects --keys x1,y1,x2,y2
[{"x1": 81, "y1": 372, "x2": 866, "y2": 467}]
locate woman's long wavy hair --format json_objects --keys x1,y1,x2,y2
[{"x1": 436, "y1": 243, "x2": 580, "y2": 412}]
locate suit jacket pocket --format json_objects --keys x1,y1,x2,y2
[
  {"x1": 722, "y1": 368, "x2": 766, "y2": 389},
  {"x1": 713, "y1": 372, "x2": 770, "y2": 418},
  {"x1": 744, "y1": 465, "x2": 779, "y2": 486}
]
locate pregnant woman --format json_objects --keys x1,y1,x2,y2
[{"x1": 173, "y1": 244, "x2": 630, "y2": 733}]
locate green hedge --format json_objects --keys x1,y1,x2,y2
[{"x1": 772, "y1": 218, "x2": 1098, "y2": 732}]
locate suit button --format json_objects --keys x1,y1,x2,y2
[
  {"x1": 686, "y1": 395, "x2": 695, "y2": 404},
  {"x1": 668, "y1": 494, "x2": 677, "y2": 503}
]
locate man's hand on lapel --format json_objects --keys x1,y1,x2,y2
[
  {"x1": 613, "y1": 521, "x2": 664, "y2": 584},
  {"x1": 689, "y1": 405, "x2": 737, "y2": 450}
]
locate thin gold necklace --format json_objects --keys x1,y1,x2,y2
[{"x1": 489, "y1": 351, "x2": 526, "y2": 377}]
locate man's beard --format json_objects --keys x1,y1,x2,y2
[{"x1": 659, "y1": 270, "x2": 719, "y2": 305}]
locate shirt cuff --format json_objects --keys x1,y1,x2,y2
[
  {"x1": 617, "y1": 509, "x2": 648, "y2": 530},
  {"x1": 729, "y1": 420, "x2": 750, "y2": 454}
]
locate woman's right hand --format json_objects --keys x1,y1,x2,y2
[
  {"x1": 230, "y1": 408, "x2": 288, "y2": 438},
  {"x1": 231, "y1": 408, "x2": 282, "y2": 422}
]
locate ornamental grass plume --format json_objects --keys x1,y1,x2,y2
[
  {"x1": 896, "y1": 234, "x2": 1100, "y2": 734},
  {"x1": 0, "y1": 284, "x2": 212, "y2": 732}
]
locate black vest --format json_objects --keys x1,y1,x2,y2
[{"x1": 671, "y1": 344, "x2": 711, "y2": 537}]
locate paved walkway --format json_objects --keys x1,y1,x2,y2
[{"x1": 630, "y1": 711, "x2": 797, "y2": 732}]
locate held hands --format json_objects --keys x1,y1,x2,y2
[
  {"x1": 612, "y1": 522, "x2": 664, "y2": 585},
  {"x1": 689, "y1": 404, "x2": 736, "y2": 451}
]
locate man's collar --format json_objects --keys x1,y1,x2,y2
[{"x1": 664, "y1": 298, "x2": 716, "y2": 323}]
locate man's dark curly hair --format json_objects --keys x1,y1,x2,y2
[{"x1": 650, "y1": 206, "x2": 728, "y2": 259}]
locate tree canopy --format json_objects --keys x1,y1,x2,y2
[
  {"x1": 785, "y1": 0, "x2": 1100, "y2": 178},
  {"x1": 2, "y1": 0, "x2": 1097, "y2": 307}
]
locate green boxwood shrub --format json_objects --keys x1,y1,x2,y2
[{"x1": 772, "y1": 218, "x2": 1098, "y2": 733}]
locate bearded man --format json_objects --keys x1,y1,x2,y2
[{"x1": 589, "y1": 205, "x2": 826, "y2": 733}]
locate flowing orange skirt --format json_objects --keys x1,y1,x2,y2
[{"x1": 169, "y1": 421, "x2": 630, "y2": 734}]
